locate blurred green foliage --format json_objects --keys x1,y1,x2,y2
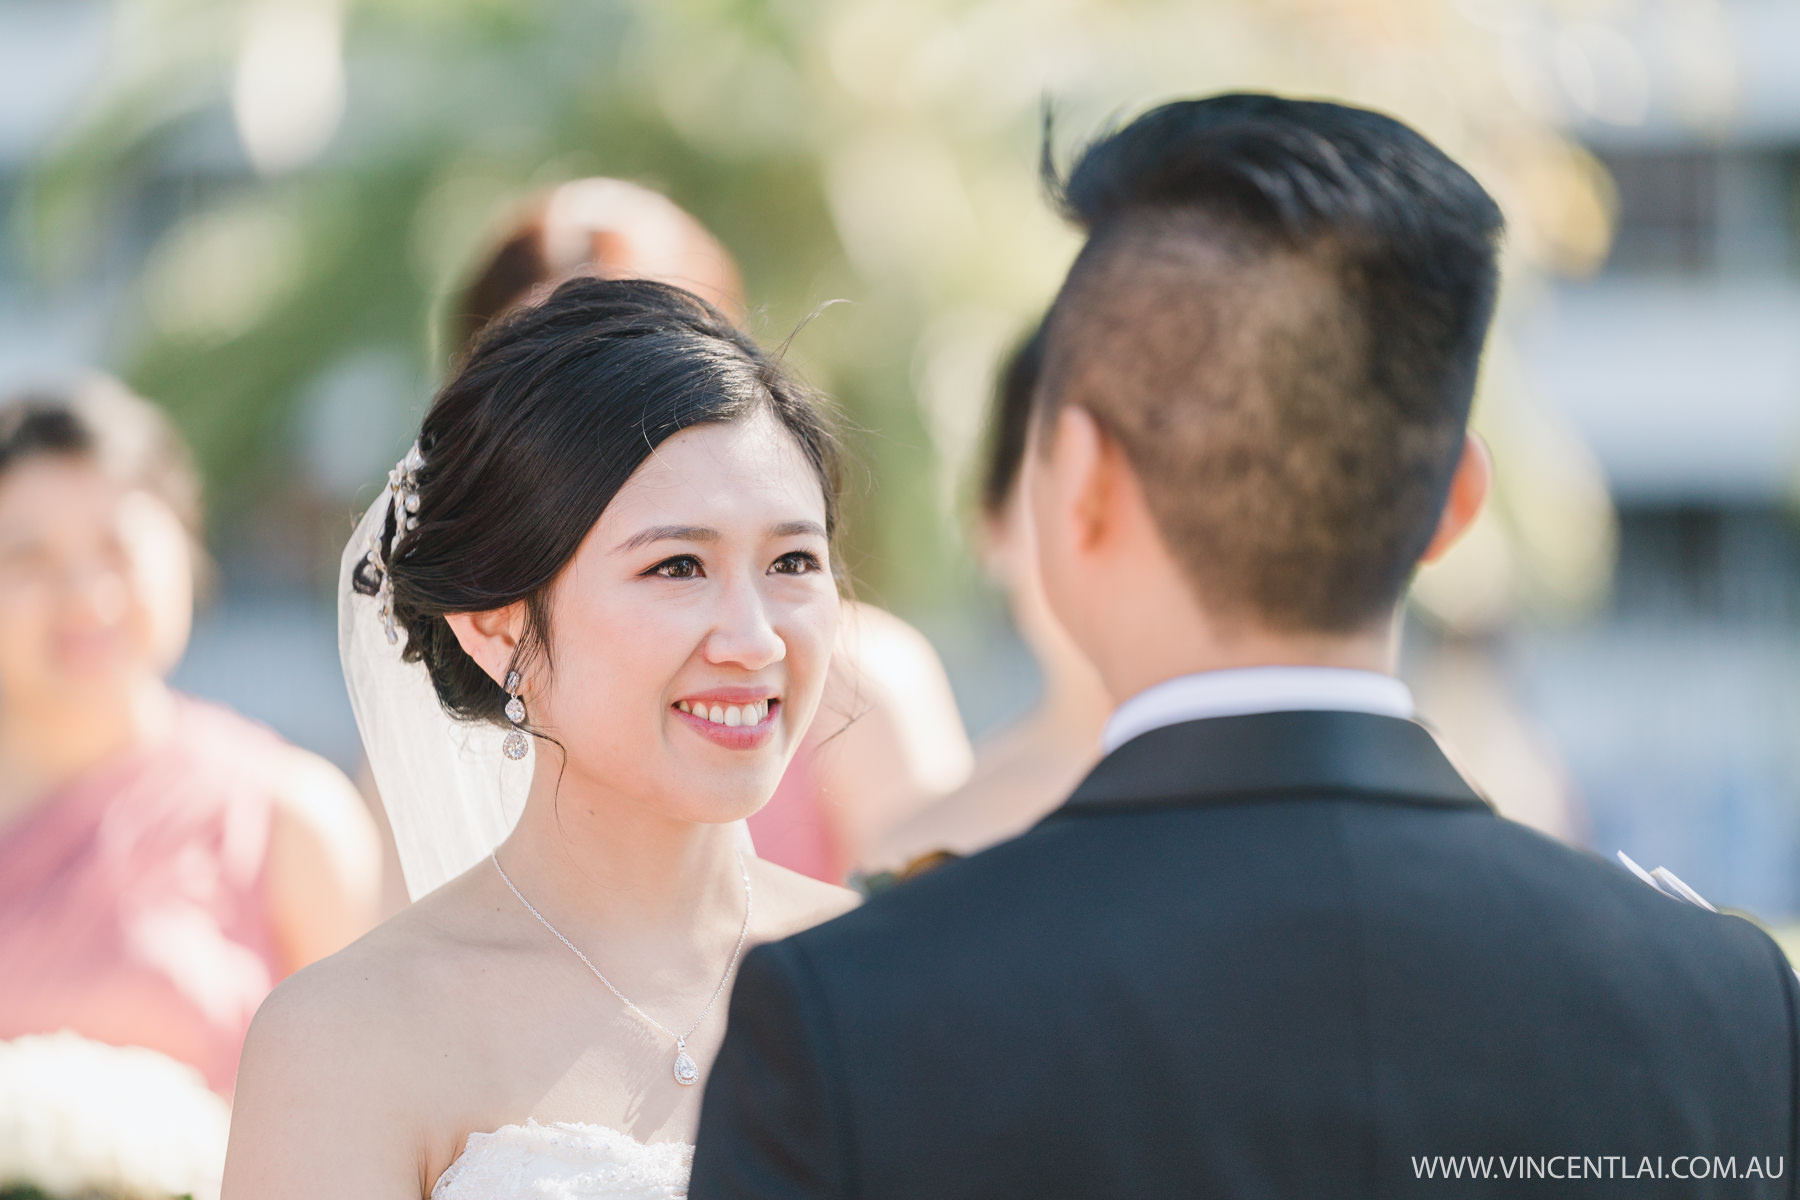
[{"x1": 20, "y1": 0, "x2": 1657, "y2": 617}]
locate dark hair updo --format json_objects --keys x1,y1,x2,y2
[{"x1": 357, "y1": 277, "x2": 842, "y2": 728}]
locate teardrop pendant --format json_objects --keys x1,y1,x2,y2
[
  {"x1": 502, "y1": 728, "x2": 530, "y2": 760},
  {"x1": 672, "y1": 1038, "x2": 699, "y2": 1087}
]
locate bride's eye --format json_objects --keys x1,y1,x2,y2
[
  {"x1": 646, "y1": 554, "x2": 704, "y2": 580},
  {"x1": 770, "y1": 550, "x2": 822, "y2": 576}
]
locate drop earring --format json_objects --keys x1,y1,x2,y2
[{"x1": 502, "y1": 670, "x2": 530, "y2": 761}]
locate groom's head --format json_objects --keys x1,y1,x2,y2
[{"x1": 1030, "y1": 94, "x2": 1501, "y2": 689}]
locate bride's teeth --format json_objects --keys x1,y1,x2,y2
[{"x1": 684, "y1": 700, "x2": 773, "y2": 726}]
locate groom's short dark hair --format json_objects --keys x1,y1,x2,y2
[{"x1": 1040, "y1": 94, "x2": 1503, "y2": 633}]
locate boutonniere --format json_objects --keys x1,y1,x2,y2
[
  {"x1": 1616, "y1": 851, "x2": 1716, "y2": 911},
  {"x1": 1618, "y1": 851, "x2": 1800, "y2": 982}
]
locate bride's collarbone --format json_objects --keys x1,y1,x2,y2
[
  {"x1": 302, "y1": 853, "x2": 851, "y2": 1186},
  {"x1": 349, "y1": 905, "x2": 719, "y2": 1141}
]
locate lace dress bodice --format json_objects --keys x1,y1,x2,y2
[{"x1": 430, "y1": 1120, "x2": 692, "y2": 1200}]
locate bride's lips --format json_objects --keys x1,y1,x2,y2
[{"x1": 672, "y1": 688, "x2": 780, "y2": 750}]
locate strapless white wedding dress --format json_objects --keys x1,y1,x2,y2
[{"x1": 431, "y1": 1120, "x2": 692, "y2": 1200}]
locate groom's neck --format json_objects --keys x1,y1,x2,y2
[{"x1": 1094, "y1": 605, "x2": 1399, "y2": 708}]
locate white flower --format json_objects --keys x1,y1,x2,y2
[{"x1": 0, "y1": 1032, "x2": 229, "y2": 1200}]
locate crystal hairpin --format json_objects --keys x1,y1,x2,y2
[{"x1": 365, "y1": 441, "x2": 426, "y2": 645}]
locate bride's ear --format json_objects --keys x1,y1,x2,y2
[{"x1": 444, "y1": 605, "x2": 527, "y2": 688}]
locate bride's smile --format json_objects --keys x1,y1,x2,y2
[{"x1": 672, "y1": 689, "x2": 781, "y2": 748}]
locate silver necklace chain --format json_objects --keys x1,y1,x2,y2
[{"x1": 490, "y1": 847, "x2": 753, "y2": 1086}]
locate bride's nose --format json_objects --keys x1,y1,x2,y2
[{"x1": 701, "y1": 573, "x2": 785, "y2": 671}]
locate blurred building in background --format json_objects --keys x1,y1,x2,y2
[
  {"x1": 1510, "y1": 0, "x2": 1800, "y2": 914},
  {"x1": 2, "y1": 0, "x2": 1797, "y2": 911}
]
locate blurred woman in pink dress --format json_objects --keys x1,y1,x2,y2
[{"x1": 0, "y1": 377, "x2": 381, "y2": 1095}]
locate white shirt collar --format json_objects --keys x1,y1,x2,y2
[{"x1": 1100, "y1": 666, "x2": 1415, "y2": 755}]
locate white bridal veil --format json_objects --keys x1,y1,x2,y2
[{"x1": 337, "y1": 486, "x2": 530, "y2": 901}]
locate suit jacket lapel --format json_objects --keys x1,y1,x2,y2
[{"x1": 1053, "y1": 710, "x2": 1490, "y2": 816}]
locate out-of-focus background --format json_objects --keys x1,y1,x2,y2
[{"x1": 2, "y1": 0, "x2": 1797, "y2": 914}]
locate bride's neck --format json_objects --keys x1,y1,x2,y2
[{"x1": 498, "y1": 767, "x2": 744, "y2": 938}]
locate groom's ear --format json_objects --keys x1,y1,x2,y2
[
  {"x1": 444, "y1": 604, "x2": 527, "y2": 689},
  {"x1": 1419, "y1": 433, "x2": 1492, "y2": 565},
  {"x1": 1044, "y1": 405, "x2": 1113, "y2": 552}
]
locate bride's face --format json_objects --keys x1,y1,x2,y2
[{"x1": 531, "y1": 409, "x2": 839, "y2": 822}]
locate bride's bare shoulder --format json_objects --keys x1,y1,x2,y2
[
  {"x1": 237, "y1": 872, "x2": 504, "y2": 1100},
  {"x1": 224, "y1": 875, "x2": 511, "y2": 1196},
  {"x1": 746, "y1": 858, "x2": 859, "y2": 941},
  {"x1": 278, "y1": 869, "x2": 492, "y2": 998}
]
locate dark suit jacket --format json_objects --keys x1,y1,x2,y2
[{"x1": 692, "y1": 711, "x2": 1799, "y2": 1198}]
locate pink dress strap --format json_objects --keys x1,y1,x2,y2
[{"x1": 0, "y1": 697, "x2": 291, "y2": 1094}]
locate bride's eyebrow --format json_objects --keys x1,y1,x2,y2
[
  {"x1": 615, "y1": 525, "x2": 719, "y2": 553},
  {"x1": 615, "y1": 519, "x2": 826, "y2": 554}
]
